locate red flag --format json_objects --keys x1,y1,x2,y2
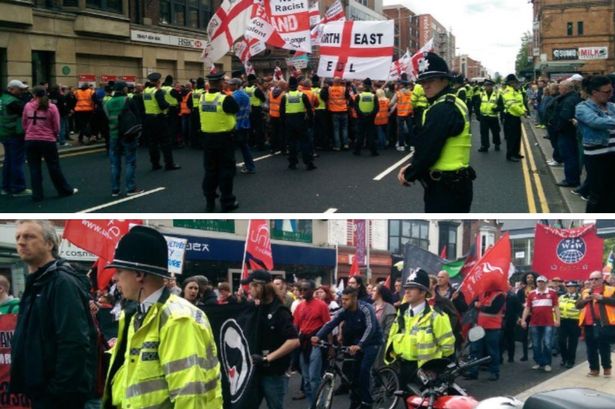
[
  {"x1": 0, "y1": 315, "x2": 31, "y2": 408},
  {"x1": 349, "y1": 254, "x2": 359, "y2": 277},
  {"x1": 532, "y1": 223, "x2": 603, "y2": 281},
  {"x1": 383, "y1": 274, "x2": 391, "y2": 289},
  {"x1": 459, "y1": 233, "x2": 511, "y2": 305},
  {"x1": 440, "y1": 245, "x2": 447, "y2": 259},
  {"x1": 245, "y1": 220, "x2": 274, "y2": 270},
  {"x1": 460, "y1": 233, "x2": 481, "y2": 277},
  {"x1": 63, "y1": 220, "x2": 142, "y2": 262}
]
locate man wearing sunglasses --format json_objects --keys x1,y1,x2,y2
[{"x1": 576, "y1": 271, "x2": 615, "y2": 377}]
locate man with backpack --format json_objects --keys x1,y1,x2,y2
[{"x1": 104, "y1": 81, "x2": 143, "y2": 197}]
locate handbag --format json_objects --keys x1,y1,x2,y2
[{"x1": 118, "y1": 97, "x2": 142, "y2": 141}]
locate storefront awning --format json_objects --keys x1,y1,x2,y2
[{"x1": 538, "y1": 61, "x2": 585, "y2": 73}]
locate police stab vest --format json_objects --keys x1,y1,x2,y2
[
  {"x1": 480, "y1": 90, "x2": 500, "y2": 117},
  {"x1": 559, "y1": 293, "x2": 580, "y2": 320},
  {"x1": 143, "y1": 87, "x2": 163, "y2": 115},
  {"x1": 285, "y1": 90, "x2": 305, "y2": 114},
  {"x1": 199, "y1": 92, "x2": 236, "y2": 133},
  {"x1": 161, "y1": 85, "x2": 178, "y2": 107},
  {"x1": 358, "y1": 92, "x2": 375, "y2": 115},
  {"x1": 245, "y1": 85, "x2": 262, "y2": 107}
]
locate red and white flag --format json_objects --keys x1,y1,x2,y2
[
  {"x1": 459, "y1": 233, "x2": 512, "y2": 305},
  {"x1": 246, "y1": 0, "x2": 311, "y2": 53},
  {"x1": 389, "y1": 50, "x2": 411, "y2": 80},
  {"x1": 202, "y1": 0, "x2": 255, "y2": 65},
  {"x1": 310, "y1": 0, "x2": 345, "y2": 46},
  {"x1": 244, "y1": 60, "x2": 256, "y2": 76},
  {"x1": 244, "y1": 219, "x2": 274, "y2": 271},
  {"x1": 409, "y1": 37, "x2": 434, "y2": 80},
  {"x1": 234, "y1": 36, "x2": 266, "y2": 64},
  {"x1": 317, "y1": 20, "x2": 394, "y2": 80},
  {"x1": 309, "y1": 1, "x2": 320, "y2": 27}
]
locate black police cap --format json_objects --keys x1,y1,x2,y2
[
  {"x1": 207, "y1": 72, "x2": 226, "y2": 81},
  {"x1": 147, "y1": 72, "x2": 161, "y2": 82}
]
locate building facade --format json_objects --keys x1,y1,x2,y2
[
  {"x1": 532, "y1": 0, "x2": 615, "y2": 79},
  {"x1": 416, "y1": 14, "x2": 455, "y2": 66},
  {"x1": 452, "y1": 54, "x2": 488, "y2": 79},
  {"x1": 382, "y1": 3, "x2": 416, "y2": 57},
  {"x1": 0, "y1": 0, "x2": 228, "y2": 88}
]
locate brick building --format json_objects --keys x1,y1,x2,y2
[
  {"x1": 416, "y1": 14, "x2": 455, "y2": 66},
  {"x1": 0, "y1": 0, "x2": 225, "y2": 87},
  {"x1": 532, "y1": 0, "x2": 615, "y2": 79},
  {"x1": 452, "y1": 54, "x2": 488, "y2": 79},
  {"x1": 382, "y1": 4, "x2": 417, "y2": 57}
]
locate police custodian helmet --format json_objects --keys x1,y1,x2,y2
[{"x1": 416, "y1": 52, "x2": 452, "y2": 83}]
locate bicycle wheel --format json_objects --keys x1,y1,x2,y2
[
  {"x1": 312, "y1": 373, "x2": 335, "y2": 409},
  {"x1": 372, "y1": 367, "x2": 400, "y2": 409}
]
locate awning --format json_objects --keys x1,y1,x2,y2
[{"x1": 538, "y1": 61, "x2": 585, "y2": 73}]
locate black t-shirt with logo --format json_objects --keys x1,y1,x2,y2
[{"x1": 257, "y1": 298, "x2": 298, "y2": 376}]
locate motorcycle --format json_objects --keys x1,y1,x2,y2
[{"x1": 477, "y1": 388, "x2": 615, "y2": 409}]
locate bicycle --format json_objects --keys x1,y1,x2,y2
[{"x1": 311, "y1": 341, "x2": 399, "y2": 409}]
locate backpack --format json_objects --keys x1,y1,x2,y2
[{"x1": 118, "y1": 97, "x2": 142, "y2": 141}]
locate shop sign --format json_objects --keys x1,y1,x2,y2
[
  {"x1": 101, "y1": 75, "x2": 117, "y2": 83},
  {"x1": 58, "y1": 239, "x2": 97, "y2": 261},
  {"x1": 552, "y1": 48, "x2": 578, "y2": 61},
  {"x1": 78, "y1": 74, "x2": 97, "y2": 87},
  {"x1": 173, "y1": 220, "x2": 235, "y2": 233},
  {"x1": 131, "y1": 30, "x2": 205, "y2": 49},
  {"x1": 121, "y1": 75, "x2": 137, "y2": 85},
  {"x1": 579, "y1": 46, "x2": 608, "y2": 60}
]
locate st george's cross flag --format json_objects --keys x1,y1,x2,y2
[
  {"x1": 317, "y1": 20, "x2": 394, "y2": 80},
  {"x1": 203, "y1": 0, "x2": 255, "y2": 65},
  {"x1": 310, "y1": 0, "x2": 345, "y2": 46},
  {"x1": 234, "y1": 36, "x2": 266, "y2": 64},
  {"x1": 409, "y1": 37, "x2": 434, "y2": 79}
]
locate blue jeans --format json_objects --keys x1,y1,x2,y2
[
  {"x1": 377, "y1": 125, "x2": 387, "y2": 148},
  {"x1": 468, "y1": 328, "x2": 501, "y2": 376},
  {"x1": 236, "y1": 129, "x2": 255, "y2": 171},
  {"x1": 397, "y1": 115, "x2": 413, "y2": 147},
  {"x1": 58, "y1": 116, "x2": 69, "y2": 144},
  {"x1": 258, "y1": 374, "x2": 289, "y2": 409},
  {"x1": 180, "y1": 115, "x2": 191, "y2": 144},
  {"x1": 300, "y1": 347, "x2": 323, "y2": 404},
  {"x1": 558, "y1": 133, "x2": 580, "y2": 185},
  {"x1": 1, "y1": 137, "x2": 27, "y2": 193},
  {"x1": 331, "y1": 112, "x2": 348, "y2": 148},
  {"x1": 109, "y1": 137, "x2": 138, "y2": 193},
  {"x1": 530, "y1": 325, "x2": 554, "y2": 367}
]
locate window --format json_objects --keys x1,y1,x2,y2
[
  {"x1": 512, "y1": 238, "x2": 534, "y2": 266},
  {"x1": 86, "y1": 0, "x2": 122, "y2": 13},
  {"x1": 63, "y1": 0, "x2": 78, "y2": 6},
  {"x1": 577, "y1": 21, "x2": 584, "y2": 35},
  {"x1": 388, "y1": 220, "x2": 429, "y2": 255},
  {"x1": 160, "y1": 0, "x2": 212, "y2": 29},
  {"x1": 270, "y1": 220, "x2": 312, "y2": 243},
  {"x1": 31, "y1": 51, "x2": 55, "y2": 87},
  {"x1": 438, "y1": 222, "x2": 458, "y2": 259},
  {"x1": 567, "y1": 22, "x2": 573, "y2": 36}
]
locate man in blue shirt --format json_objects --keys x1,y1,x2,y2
[
  {"x1": 312, "y1": 286, "x2": 382, "y2": 409},
  {"x1": 227, "y1": 78, "x2": 255, "y2": 174}
]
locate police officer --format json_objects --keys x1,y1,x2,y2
[
  {"x1": 244, "y1": 74, "x2": 266, "y2": 150},
  {"x1": 311, "y1": 74, "x2": 330, "y2": 150},
  {"x1": 143, "y1": 72, "x2": 181, "y2": 171},
  {"x1": 354, "y1": 78, "x2": 378, "y2": 156},
  {"x1": 478, "y1": 79, "x2": 503, "y2": 152},
  {"x1": 397, "y1": 52, "x2": 475, "y2": 213},
  {"x1": 160, "y1": 75, "x2": 180, "y2": 147},
  {"x1": 385, "y1": 268, "x2": 456, "y2": 391},
  {"x1": 558, "y1": 281, "x2": 581, "y2": 368},
  {"x1": 190, "y1": 77, "x2": 206, "y2": 148},
  {"x1": 501, "y1": 74, "x2": 527, "y2": 162},
  {"x1": 280, "y1": 76, "x2": 315, "y2": 170},
  {"x1": 199, "y1": 71, "x2": 240, "y2": 212},
  {"x1": 452, "y1": 74, "x2": 467, "y2": 103},
  {"x1": 411, "y1": 81, "x2": 428, "y2": 135},
  {"x1": 102, "y1": 226, "x2": 223, "y2": 409}
]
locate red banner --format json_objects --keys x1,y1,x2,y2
[
  {"x1": 532, "y1": 224, "x2": 604, "y2": 281},
  {"x1": 245, "y1": 220, "x2": 274, "y2": 271},
  {"x1": 0, "y1": 315, "x2": 31, "y2": 409},
  {"x1": 349, "y1": 255, "x2": 359, "y2": 277},
  {"x1": 460, "y1": 233, "x2": 511, "y2": 305}
]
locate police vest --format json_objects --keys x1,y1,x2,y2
[
  {"x1": 245, "y1": 85, "x2": 262, "y2": 107},
  {"x1": 74, "y1": 88, "x2": 95, "y2": 112},
  {"x1": 328, "y1": 86, "x2": 347, "y2": 112},
  {"x1": 192, "y1": 88, "x2": 205, "y2": 107},
  {"x1": 161, "y1": 85, "x2": 178, "y2": 107},
  {"x1": 423, "y1": 94, "x2": 472, "y2": 171},
  {"x1": 199, "y1": 92, "x2": 236, "y2": 133},
  {"x1": 0, "y1": 93, "x2": 23, "y2": 138},
  {"x1": 102, "y1": 291, "x2": 223, "y2": 409},
  {"x1": 312, "y1": 87, "x2": 326, "y2": 110},
  {"x1": 501, "y1": 86, "x2": 527, "y2": 117},
  {"x1": 559, "y1": 293, "x2": 580, "y2": 320},
  {"x1": 385, "y1": 304, "x2": 455, "y2": 368},
  {"x1": 396, "y1": 90, "x2": 412, "y2": 117},
  {"x1": 357, "y1": 92, "x2": 375, "y2": 115},
  {"x1": 375, "y1": 98, "x2": 389, "y2": 125},
  {"x1": 269, "y1": 90, "x2": 283, "y2": 118},
  {"x1": 285, "y1": 90, "x2": 305, "y2": 114},
  {"x1": 480, "y1": 90, "x2": 500, "y2": 117},
  {"x1": 465, "y1": 85, "x2": 473, "y2": 100},
  {"x1": 411, "y1": 84, "x2": 429, "y2": 109},
  {"x1": 578, "y1": 286, "x2": 615, "y2": 326},
  {"x1": 144, "y1": 87, "x2": 166, "y2": 115},
  {"x1": 477, "y1": 292, "x2": 505, "y2": 329}
]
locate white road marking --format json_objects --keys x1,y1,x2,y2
[
  {"x1": 373, "y1": 153, "x2": 413, "y2": 181},
  {"x1": 237, "y1": 151, "x2": 280, "y2": 167},
  {"x1": 77, "y1": 187, "x2": 166, "y2": 213},
  {"x1": 324, "y1": 208, "x2": 338, "y2": 213}
]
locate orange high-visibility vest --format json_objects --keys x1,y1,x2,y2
[
  {"x1": 301, "y1": 89, "x2": 315, "y2": 112},
  {"x1": 180, "y1": 92, "x2": 192, "y2": 116},
  {"x1": 396, "y1": 90, "x2": 412, "y2": 117},
  {"x1": 477, "y1": 291, "x2": 505, "y2": 329},
  {"x1": 328, "y1": 86, "x2": 348, "y2": 112},
  {"x1": 74, "y1": 88, "x2": 95, "y2": 112},
  {"x1": 375, "y1": 97, "x2": 389, "y2": 125},
  {"x1": 269, "y1": 90, "x2": 283, "y2": 118},
  {"x1": 578, "y1": 286, "x2": 615, "y2": 327}
]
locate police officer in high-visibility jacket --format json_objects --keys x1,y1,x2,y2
[
  {"x1": 190, "y1": 77, "x2": 206, "y2": 148},
  {"x1": 143, "y1": 72, "x2": 181, "y2": 171},
  {"x1": 199, "y1": 71, "x2": 239, "y2": 212},
  {"x1": 244, "y1": 74, "x2": 266, "y2": 150},
  {"x1": 311, "y1": 74, "x2": 330, "y2": 150},
  {"x1": 501, "y1": 74, "x2": 527, "y2": 162},
  {"x1": 280, "y1": 76, "x2": 315, "y2": 170},
  {"x1": 398, "y1": 52, "x2": 475, "y2": 213},
  {"x1": 478, "y1": 79, "x2": 503, "y2": 153},
  {"x1": 411, "y1": 82, "x2": 428, "y2": 134},
  {"x1": 385, "y1": 268, "x2": 455, "y2": 389},
  {"x1": 102, "y1": 226, "x2": 222, "y2": 409},
  {"x1": 558, "y1": 281, "x2": 581, "y2": 368},
  {"x1": 353, "y1": 78, "x2": 379, "y2": 156}
]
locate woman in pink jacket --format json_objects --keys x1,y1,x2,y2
[{"x1": 22, "y1": 87, "x2": 77, "y2": 201}]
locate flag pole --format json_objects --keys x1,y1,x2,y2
[
  {"x1": 240, "y1": 220, "x2": 251, "y2": 286},
  {"x1": 366, "y1": 219, "x2": 371, "y2": 281},
  {"x1": 334, "y1": 243, "x2": 339, "y2": 285}
]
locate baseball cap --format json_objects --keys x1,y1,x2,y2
[
  {"x1": 240, "y1": 269, "x2": 272, "y2": 285},
  {"x1": 570, "y1": 74, "x2": 583, "y2": 81},
  {"x1": 7, "y1": 80, "x2": 28, "y2": 89},
  {"x1": 537, "y1": 275, "x2": 548, "y2": 282}
]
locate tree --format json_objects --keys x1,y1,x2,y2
[
  {"x1": 515, "y1": 31, "x2": 533, "y2": 75},
  {"x1": 603, "y1": 238, "x2": 615, "y2": 266}
]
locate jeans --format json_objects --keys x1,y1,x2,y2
[
  {"x1": 25, "y1": 140, "x2": 73, "y2": 201},
  {"x1": 299, "y1": 347, "x2": 323, "y2": 404},
  {"x1": 350, "y1": 344, "x2": 379, "y2": 405},
  {"x1": 468, "y1": 328, "x2": 501, "y2": 376},
  {"x1": 377, "y1": 125, "x2": 387, "y2": 148},
  {"x1": 180, "y1": 114, "x2": 191, "y2": 145},
  {"x1": 236, "y1": 129, "x2": 255, "y2": 171},
  {"x1": 58, "y1": 116, "x2": 69, "y2": 144},
  {"x1": 530, "y1": 325, "x2": 554, "y2": 367},
  {"x1": 331, "y1": 112, "x2": 348, "y2": 148},
  {"x1": 558, "y1": 133, "x2": 580, "y2": 184},
  {"x1": 397, "y1": 115, "x2": 413, "y2": 147},
  {"x1": 257, "y1": 374, "x2": 289, "y2": 409},
  {"x1": 109, "y1": 137, "x2": 138, "y2": 193},
  {"x1": 584, "y1": 325, "x2": 614, "y2": 371},
  {"x1": 1, "y1": 137, "x2": 27, "y2": 193}
]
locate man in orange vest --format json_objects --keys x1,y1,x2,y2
[
  {"x1": 465, "y1": 290, "x2": 506, "y2": 381},
  {"x1": 73, "y1": 83, "x2": 95, "y2": 145},
  {"x1": 179, "y1": 82, "x2": 193, "y2": 148},
  {"x1": 389, "y1": 78, "x2": 413, "y2": 151},
  {"x1": 575, "y1": 270, "x2": 615, "y2": 377},
  {"x1": 321, "y1": 77, "x2": 350, "y2": 151},
  {"x1": 268, "y1": 80, "x2": 286, "y2": 154}
]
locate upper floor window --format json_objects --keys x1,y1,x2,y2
[
  {"x1": 566, "y1": 22, "x2": 573, "y2": 36},
  {"x1": 86, "y1": 0, "x2": 123, "y2": 14},
  {"x1": 160, "y1": 0, "x2": 212, "y2": 29},
  {"x1": 577, "y1": 21, "x2": 584, "y2": 35}
]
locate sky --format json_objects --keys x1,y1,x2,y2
[{"x1": 383, "y1": 0, "x2": 534, "y2": 75}]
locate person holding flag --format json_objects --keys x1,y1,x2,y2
[{"x1": 397, "y1": 52, "x2": 475, "y2": 212}]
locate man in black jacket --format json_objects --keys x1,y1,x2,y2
[
  {"x1": 11, "y1": 220, "x2": 97, "y2": 409},
  {"x1": 553, "y1": 80, "x2": 582, "y2": 187}
]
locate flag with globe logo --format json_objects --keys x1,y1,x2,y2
[{"x1": 532, "y1": 223, "x2": 604, "y2": 281}]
